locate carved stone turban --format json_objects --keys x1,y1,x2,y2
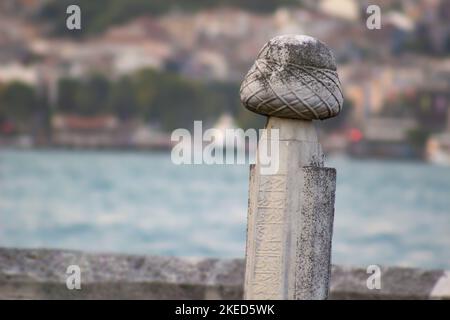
[{"x1": 240, "y1": 35, "x2": 344, "y2": 120}]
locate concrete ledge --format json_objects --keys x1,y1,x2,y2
[{"x1": 0, "y1": 248, "x2": 449, "y2": 300}]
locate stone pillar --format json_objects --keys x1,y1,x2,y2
[{"x1": 240, "y1": 35, "x2": 344, "y2": 300}]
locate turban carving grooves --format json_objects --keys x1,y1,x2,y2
[{"x1": 240, "y1": 35, "x2": 344, "y2": 120}]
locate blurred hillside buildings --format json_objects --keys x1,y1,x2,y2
[{"x1": 0, "y1": 0, "x2": 449, "y2": 159}]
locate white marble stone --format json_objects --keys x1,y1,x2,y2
[{"x1": 242, "y1": 35, "x2": 341, "y2": 300}]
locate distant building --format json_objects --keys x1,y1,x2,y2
[
  {"x1": 426, "y1": 109, "x2": 450, "y2": 165},
  {"x1": 51, "y1": 114, "x2": 172, "y2": 150},
  {"x1": 348, "y1": 117, "x2": 420, "y2": 159},
  {"x1": 100, "y1": 16, "x2": 173, "y2": 75},
  {"x1": 426, "y1": 133, "x2": 450, "y2": 166},
  {"x1": 182, "y1": 49, "x2": 228, "y2": 80},
  {"x1": 52, "y1": 114, "x2": 125, "y2": 148},
  {"x1": 130, "y1": 125, "x2": 172, "y2": 150},
  {"x1": 318, "y1": 0, "x2": 360, "y2": 21},
  {"x1": 0, "y1": 63, "x2": 38, "y2": 85},
  {"x1": 364, "y1": 117, "x2": 417, "y2": 142}
]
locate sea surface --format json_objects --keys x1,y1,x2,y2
[{"x1": 1, "y1": 149, "x2": 450, "y2": 269}]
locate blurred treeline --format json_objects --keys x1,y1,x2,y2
[
  {"x1": 0, "y1": 81, "x2": 49, "y2": 133},
  {"x1": 0, "y1": 69, "x2": 265, "y2": 132},
  {"x1": 38, "y1": 0, "x2": 300, "y2": 36}
]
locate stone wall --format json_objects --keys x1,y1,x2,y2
[{"x1": 0, "y1": 248, "x2": 449, "y2": 299}]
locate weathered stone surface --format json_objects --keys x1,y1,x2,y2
[
  {"x1": 241, "y1": 36, "x2": 341, "y2": 300},
  {"x1": 244, "y1": 117, "x2": 335, "y2": 300},
  {"x1": 330, "y1": 265, "x2": 449, "y2": 300},
  {"x1": 1, "y1": 248, "x2": 449, "y2": 300},
  {"x1": 0, "y1": 248, "x2": 244, "y2": 300},
  {"x1": 258, "y1": 35, "x2": 337, "y2": 70},
  {"x1": 240, "y1": 35, "x2": 344, "y2": 120},
  {"x1": 294, "y1": 166, "x2": 336, "y2": 299}
]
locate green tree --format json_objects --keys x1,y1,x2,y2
[
  {"x1": 0, "y1": 82, "x2": 38, "y2": 124},
  {"x1": 110, "y1": 76, "x2": 138, "y2": 120},
  {"x1": 79, "y1": 75, "x2": 111, "y2": 115},
  {"x1": 133, "y1": 69, "x2": 158, "y2": 120},
  {"x1": 58, "y1": 78, "x2": 83, "y2": 114},
  {"x1": 58, "y1": 75, "x2": 111, "y2": 115},
  {"x1": 150, "y1": 75, "x2": 205, "y2": 129}
]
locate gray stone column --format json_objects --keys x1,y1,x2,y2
[{"x1": 240, "y1": 35, "x2": 344, "y2": 300}]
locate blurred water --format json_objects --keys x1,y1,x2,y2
[{"x1": 1, "y1": 149, "x2": 449, "y2": 269}]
